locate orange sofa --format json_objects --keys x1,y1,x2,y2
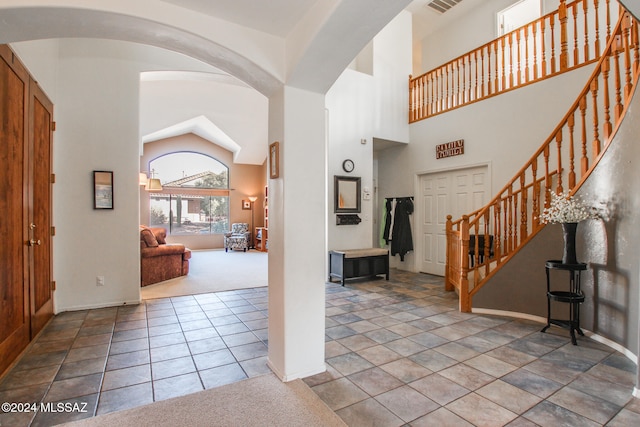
[{"x1": 140, "y1": 226, "x2": 191, "y2": 286}]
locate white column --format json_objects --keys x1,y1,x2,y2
[{"x1": 267, "y1": 86, "x2": 327, "y2": 380}]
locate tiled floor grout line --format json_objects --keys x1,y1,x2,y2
[
  {"x1": 143, "y1": 302, "x2": 156, "y2": 411},
  {"x1": 91, "y1": 312, "x2": 111, "y2": 420}
]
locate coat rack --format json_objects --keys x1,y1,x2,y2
[
  {"x1": 336, "y1": 214, "x2": 362, "y2": 225},
  {"x1": 386, "y1": 196, "x2": 414, "y2": 201}
]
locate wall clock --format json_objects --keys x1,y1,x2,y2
[{"x1": 342, "y1": 159, "x2": 355, "y2": 173}]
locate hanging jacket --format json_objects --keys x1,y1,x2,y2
[
  {"x1": 390, "y1": 198, "x2": 414, "y2": 261},
  {"x1": 380, "y1": 204, "x2": 388, "y2": 248},
  {"x1": 383, "y1": 198, "x2": 393, "y2": 244}
]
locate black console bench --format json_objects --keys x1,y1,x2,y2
[{"x1": 328, "y1": 248, "x2": 389, "y2": 286}]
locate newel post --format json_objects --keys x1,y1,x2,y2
[
  {"x1": 459, "y1": 215, "x2": 471, "y2": 312},
  {"x1": 559, "y1": 0, "x2": 568, "y2": 70}
]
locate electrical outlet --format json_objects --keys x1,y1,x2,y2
[{"x1": 96, "y1": 276, "x2": 105, "y2": 286}]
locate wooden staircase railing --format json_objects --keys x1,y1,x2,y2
[
  {"x1": 445, "y1": 8, "x2": 640, "y2": 312},
  {"x1": 410, "y1": 0, "x2": 617, "y2": 123}
]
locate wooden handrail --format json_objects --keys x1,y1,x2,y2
[
  {"x1": 410, "y1": 0, "x2": 616, "y2": 123},
  {"x1": 446, "y1": 6, "x2": 640, "y2": 312}
]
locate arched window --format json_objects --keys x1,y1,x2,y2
[{"x1": 148, "y1": 152, "x2": 229, "y2": 234}]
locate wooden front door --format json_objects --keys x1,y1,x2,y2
[
  {"x1": 0, "y1": 44, "x2": 31, "y2": 377},
  {"x1": 0, "y1": 45, "x2": 54, "y2": 376},
  {"x1": 29, "y1": 79, "x2": 54, "y2": 336}
]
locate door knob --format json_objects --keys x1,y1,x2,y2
[
  {"x1": 30, "y1": 223, "x2": 37, "y2": 230},
  {"x1": 28, "y1": 239, "x2": 42, "y2": 246}
]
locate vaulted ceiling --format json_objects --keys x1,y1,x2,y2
[
  {"x1": 140, "y1": 0, "x2": 479, "y2": 164},
  {"x1": 1, "y1": 0, "x2": 481, "y2": 164}
]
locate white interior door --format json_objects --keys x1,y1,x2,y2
[
  {"x1": 420, "y1": 165, "x2": 488, "y2": 276},
  {"x1": 421, "y1": 173, "x2": 449, "y2": 276}
]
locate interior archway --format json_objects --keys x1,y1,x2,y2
[{"x1": 0, "y1": 5, "x2": 282, "y2": 96}]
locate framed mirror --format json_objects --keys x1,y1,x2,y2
[{"x1": 334, "y1": 175, "x2": 361, "y2": 213}]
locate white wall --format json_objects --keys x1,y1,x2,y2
[
  {"x1": 267, "y1": 86, "x2": 327, "y2": 380},
  {"x1": 53, "y1": 39, "x2": 142, "y2": 310},
  {"x1": 326, "y1": 11, "x2": 412, "y2": 251},
  {"x1": 373, "y1": 11, "x2": 412, "y2": 144},
  {"x1": 418, "y1": 0, "x2": 559, "y2": 73},
  {"x1": 326, "y1": 70, "x2": 374, "y2": 250},
  {"x1": 11, "y1": 40, "x2": 60, "y2": 102},
  {"x1": 12, "y1": 38, "x2": 224, "y2": 312}
]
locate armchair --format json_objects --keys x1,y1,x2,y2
[{"x1": 224, "y1": 223, "x2": 251, "y2": 252}]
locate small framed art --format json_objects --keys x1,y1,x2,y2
[
  {"x1": 93, "y1": 170, "x2": 114, "y2": 210},
  {"x1": 269, "y1": 141, "x2": 280, "y2": 179}
]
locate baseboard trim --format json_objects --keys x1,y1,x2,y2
[
  {"x1": 267, "y1": 359, "x2": 326, "y2": 382},
  {"x1": 472, "y1": 308, "x2": 546, "y2": 324},
  {"x1": 54, "y1": 299, "x2": 142, "y2": 314},
  {"x1": 471, "y1": 308, "x2": 639, "y2": 365},
  {"x1": 582, "y1": 330, "x2": 639, "y2": 364}
]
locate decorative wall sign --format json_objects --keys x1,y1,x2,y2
[{"x1": 436, "y1": 139, "x2": 464, "y2": 159}]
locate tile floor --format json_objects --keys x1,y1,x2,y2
[
  {"x1": 307, "y1": 271, "x2": 640, "y2": 426},
  {"x1": 0, "y1": 270, "x2": 638, "y2": 426},
  {"x1": 0, "y1": 288, "x2": 270, "y2": 426}
]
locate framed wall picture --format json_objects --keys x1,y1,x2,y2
[
  {"x1": 93, "y1": 170, "x2": 114, "y2": 209},
  {"x1": 269, "y1": 141, "x2": 280, "y2": 179},
  {"x1": 334, "y1": 175, "x2": 361, "y2": 213},
  {"x1": 242, "y1": 200, "x2": 251, "y2": 210}
]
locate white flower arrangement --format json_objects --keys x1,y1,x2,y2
[{"x1": 539, "y1": 191, "x2": 597, "y2": 224}]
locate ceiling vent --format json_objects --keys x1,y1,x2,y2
[{"x1": 426, "y1": 0, "x2": 463, "y2": 14}]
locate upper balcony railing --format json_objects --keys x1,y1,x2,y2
[{"x1": 409, "y1": 0, "x2": 617, "y2": 123}]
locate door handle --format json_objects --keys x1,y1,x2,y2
[{"x1": 27, "y1": 239, "x2": 42, "y2": 246}]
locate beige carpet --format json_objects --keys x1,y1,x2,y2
[
  {"x1": 63, "y1": 373, "x2": 346, "y2": 427},
  {"x1": 141, "y1": 249, "x2": 268, "y2": 300}
]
